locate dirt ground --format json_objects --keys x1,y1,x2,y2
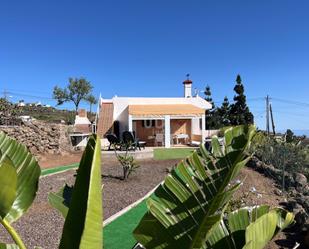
[
  {"x1": 0, "y1": 156, "x2": 301, "y2": 249},
  {"x1": 38, "y1": 151, "x2": 83, "y2": 168}
]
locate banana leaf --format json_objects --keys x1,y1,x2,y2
[
  {"x1": 48, "y1": 184, "x2": 73, "y2": 218},
  {"x1": 57, "y1": 135, "x2": 103, "y2": 249},
  {"x1": 0, "y1": 157, "x2": 17, "y2": 218},
  {"x1": 133, "y1": 125, "x2": 293, "y2": 249},
  {"x1": 0, "y1": 132, "x2": 41, "y2": 223},
  {"x1": 0, "y1": 244, "x2": 19, "y2": 249}
]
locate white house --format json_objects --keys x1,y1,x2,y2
[{"x1": 97, "y1": 78, "x2": 212, "y2": 148}]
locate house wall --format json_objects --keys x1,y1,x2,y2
[
  {"x1": 171, "y1": 119, "x2": 191, "y2": 135},
  {"x1": 134, "y1": 120, "x2": 164, "y2": 146},
  {"x1": 191, "y1": 117, "x2": 202, "y2": 135},
  {"x1": 134, "y1": 119, "x2": 193, "y2": 146}
]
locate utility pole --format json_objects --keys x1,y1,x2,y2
[
  {"x1": 266, "y1": 95, "x2": 270, "y2": 135},
  {"x1": 2, "y1": 89, "x2": 8, "y2": 100},
  {"x1": 269, "y1": 103, "x2": 276, "y2": 135}
]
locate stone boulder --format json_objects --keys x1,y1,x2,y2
[{"x1": 294, "y1": 173, "x2": 308, "y2": 188}]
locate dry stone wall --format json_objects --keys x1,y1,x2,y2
[{"x1": 0, "y1": 121, "x2": 72, "y2": 155}]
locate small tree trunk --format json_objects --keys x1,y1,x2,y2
[{"x1": 123, "y1": 166, "x2": 129, "y2": 180}]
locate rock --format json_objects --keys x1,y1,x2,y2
[
  {"x1": 0, "y1": 120, "x2": 72, "y2": 155},
  {"x1": 288, "y1": 187, "x2": 298, "y2": 197},
  {"x1": 294, "y1": 173, "x2": 307, "y2": 188},
  {"x1": 286, "y1": 200, "x2": 298, "y2": 211},
  {"x1": 274, "y1": 189, "x2": 283, "y2": 196},
  {"x1": 303, "y1": 185, "x2": 309, "y2": 196},
  {"x1": 294, "y1": 204, "x2": 309, "y2": 227},
  {"x1": 285, "y1": 174, "x2": 295, "y2": 187},
  {"x1": 302, "y1": 196, "x2": 309, "y2": 211}
]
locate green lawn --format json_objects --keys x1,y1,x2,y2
[
  {"x1": 40, "y1": 163, "x2": 79, "y2": 176},
  {"x1": 153, "y1": 147, "x2": 196, "y2": 160},
  {"x1": 103, "y1": 200, "x2": 148, "y2": 249}
]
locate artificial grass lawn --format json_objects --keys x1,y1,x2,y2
[
  {"x1": 154, "y1": 147, "x2": 196, "y2": 160},
  {"x1": 40, "y1": 163, "x2": 79, "y2": 176},
  {"x1": 103, "y1": 200, "x2": 148, "y2": 249}
]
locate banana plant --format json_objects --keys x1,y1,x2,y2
[
  {"x1": 133, "y1": 125, "x2": 294, "y2": 249},
  {"x1": 0, "y1": 132, "x2": 41, "y2": 249},
  {"x1": 48, "y1": 135, "x2": 103, "y2": 249},
  {"x1": 0, "y1": 132, "x2": 103, "y2": 249}
]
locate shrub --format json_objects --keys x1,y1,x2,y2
[
  {"x1": 114, "y1": 147, "x2": 139, "y2": 180},
  {"x1": 253, "y1": 132, "x2": 309, "y2": 187}
]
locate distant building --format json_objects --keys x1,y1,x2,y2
[{"x1": 17, "y1": 100, "x2": 25, "y2": 107}]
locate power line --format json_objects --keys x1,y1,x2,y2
[
  {"x1": 5, "y1": 91, "x2": 54, "y2": 100},
  {"x1": 271, "y1": 97, "x2": 309, "y2": 107}
]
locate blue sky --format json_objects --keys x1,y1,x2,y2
[{"x1": 1, "y1": 0, "x2": 309, "y2": 131}]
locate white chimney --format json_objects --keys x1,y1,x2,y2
[{"x1": 183, "y1": 78, "x2": 193, "y2": 98}]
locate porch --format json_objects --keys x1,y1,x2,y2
[{"x1": 128, "y1": 104, "x2": 206, "y2": 148}]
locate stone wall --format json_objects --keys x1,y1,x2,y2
[{"x1": 0, "y1": 121, "x2": 72, "y2": 155}]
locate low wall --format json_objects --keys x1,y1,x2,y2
[
  {"x1": 0, "y1": 121, "x2": 72, "y2": 155},
  {"x1": 204, "y1": 130, "x2": 219, "y2": 138}
]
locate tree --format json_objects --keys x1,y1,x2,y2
[
  {"x1": 53, "y1": 77, "x2": 93, "y2": 113},
  {"x1": 204, "y1": 85, "x2": 219, "y2": 129},
  {"x1": 285, "y1": 129, "x2": 295, "y2": 143},
  {"x1": 204, "y1": 85, "x2": 214, "y2": 107},
  {"x1": 218, "y1": 96, "x2": 231, "y2": 126},
  {"x1": 229, "y1": 74, "x2": 254, "y2": 125},
  {"x1": 85, "y1": 94, "x2": 97, "y2": 114}
]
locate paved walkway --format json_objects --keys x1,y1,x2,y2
[{"x1": 102, "y1": 147, "x2": 154, "y2": 159}]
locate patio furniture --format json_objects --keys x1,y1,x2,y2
[
  {"x1": 173, "y1": 133, "x2": 189, "y2": 145},
  {"x1": 132, "y1": 131, "x2": 146, "y2": 150},
  {"x1": 155, "y1": 133, "x2": 164, "y2": 146},
  {"x1": 122, "y1": 131, "x2": 145, "y2": 151},
  {"x1": 106, "y1": 133, "x2": 123, "y2": 151}
]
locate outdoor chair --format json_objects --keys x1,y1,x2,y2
[
  {"x1": 132, "y1": 131, "x2": 146, "y2": 150},
  {"x1": 122, "y1": 131, "x2": 145, "y2": 151},
  {"x1": 106, "y1": 133, "x2": 123, "y2": 151},
  {"x1": 155, "y1": 133, "x2": 164, "y2": 146}
]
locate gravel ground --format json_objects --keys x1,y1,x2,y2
[
  {"x1": 0, "y1": 158, "x2": 293, "y2": 249},
  {"x1": 0, "y1": 158, "x2": 178, "y2": 249}
]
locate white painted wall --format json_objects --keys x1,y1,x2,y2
[
  {"x1": 164, "y1": 115, "x2": 171, "y2": 148},
  {"x1": 191, "y1": 117, "x2": 202, "y2": 135},
  {"x1": 184, "y1": 84, "x2": 192, "y2": 98}
]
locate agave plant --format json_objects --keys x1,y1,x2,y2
[
  {"x1": 0, "y1": 132, "x2": 41, "y2": 249},
  {"x1": 133, "y1": 125, "x2": 294, "y2": 249}
]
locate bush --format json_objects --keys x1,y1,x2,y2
[{"x1": 253, "y1": 132, "x2": 309, "y2": 186}]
